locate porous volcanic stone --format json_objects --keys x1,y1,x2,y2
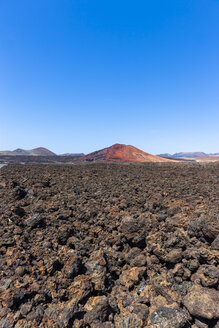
[{"x1": 183, "y1": 285, "x2": 219, "y2": 320}]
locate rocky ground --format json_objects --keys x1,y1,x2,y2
[
  {"x1": 0, "y1": 155, "x2": 82, "y2": 164},
  {"x1": 0, "y1": 162, "x2": 218, "y2": 328}
]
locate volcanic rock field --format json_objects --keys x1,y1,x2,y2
[{"x1": 0, "y1": 162, "x2": 218, "y2": 328}]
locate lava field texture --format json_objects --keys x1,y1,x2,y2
[{"x1": 0, "y1": 163, "x2": 218, "y2": 328}]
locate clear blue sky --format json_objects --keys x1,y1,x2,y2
[{"x1": 0, "y1": 0, "x2": 218, "y2": 155}]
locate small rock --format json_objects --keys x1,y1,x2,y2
[
  {"x1": 15, "y1": 266, "x2": 25, "y2": 277},
  {"x1": 114, "y1": 313, "x2": 143, "y2": 328},
  {"x1": 166, "y1": 249, "x2": 183, "y2": 264},
  {"x1": 84, "y1": 296, "x2": 109, "y2": 323},
  {"x1": 57, "y1": 225, "x2": 74, "y2": 245},
  {"x1": 57, "y1": 299, "x2": 78, "y2": 327},
  {"x1": 120, "y1": 215, "x2": 147, "y2": 247},
  {"x1": 202, "y1": 216, "x2": 219, "y2": 242},
  {"x1": 20, "y1": 303, "x2": 32, "y2": 316},
  {"x1": 26, "y1": 214, "x2": 44, "y2": 229},
  {"x1": 63, "y1": 251, "x2": 82, "y2": 278},
  {"x1": 187, "y1": 259, "x2": 199, "y2": 272},
  {"x1": 130, "y1": 255, "x2": 146, "y2": 267},
  {"x1": 68, "y1": 275, "x2": 92, "y2": 304},
  {"x1": 125, "y1": 248, "x2": 141, "y2": 263},
  {"x1": 85, "y1": 249, "x2": 107, "y2": 292},
  {"x1": 0, "y1": 181, "x2": 6, "y2": 188},
  {"x1": 14, "y1": 186, "x2": 27, "y2": 200},
  {"x1": 194, "y1": 318, "x2": 208, "y2": 328},
  {"x1": 119, "y1": 267, "x2": 146, "y2": 289},
  {"x1": 127, "y1": 303, "x2": 149, "y2": 323},
  {"x1": 13, "y1": 206, "x2": 26, "y2": 218},
  {"x1": 0, "y1": 279, "x2": 12, "y2": 292},
  {"x1": 172, "y1": 263, "x2": 184, "y2": 277},
  {"x1": 148, "y1": 306, "x2": 190, "y2": 328},
  {"x1": 211, "y1": 235, "x2": 219, "y2": 250},
  {"x1": 199, "y1": 265, "x2": 219, "y2": 288}
]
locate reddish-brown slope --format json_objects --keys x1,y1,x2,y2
[{"x1": 82, "y1": 144, "x2": 173, "y2": 162}]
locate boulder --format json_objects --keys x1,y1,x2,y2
[{"x1": 183, "y1": 285, "x2": 219, "y2": 320}]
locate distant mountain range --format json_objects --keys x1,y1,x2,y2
[
  {"x1": 158, "y1": 152, "x2": 219, "y2": 159},
  {"x1": 0, "y1": 148, "x2": 85, "y2": 157},
  {"x1": 0, "y1": 147, "x2": 56, "y2": 156},
  {"x1": 82, "y1": 144, "x2": 172, "y2": 162},
  {"x1": 1, "y1": 147, "x2": 218, "y2": 162}
]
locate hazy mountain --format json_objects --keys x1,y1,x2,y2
[
  {"x1": 157, "y1": 152, "x2": 219, "y2": 161},
  {"x1": 0, "y1": 147, "x2": 56, "y2": 156},
  {"x1": 157, "y1": 153, "x2": 172, "y2": 158},
  {"x1": 172, "y1": 152, "x2": 207, "y2": 158},
  {"x1": 208, "y1": 153, "x2": 219, "y2": 156},
  {"x1": 60, "y1": 153, "x2": 84, "y2": 157}
]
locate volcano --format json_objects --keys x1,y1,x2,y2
[{"x1": 82, "y1": 144, "x2": 172, "y2": 162}]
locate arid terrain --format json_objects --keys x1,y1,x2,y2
[{"x1": 0, "y1": 162, "x2": 218, "y2": 328}]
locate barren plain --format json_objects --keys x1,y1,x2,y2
[{"x1": 0, "y1": 162, "x2": 218, "y2": 328}]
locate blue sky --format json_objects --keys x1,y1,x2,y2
[{"x1": 0, "y1": 0, "x2": 218, "y2": 154}]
